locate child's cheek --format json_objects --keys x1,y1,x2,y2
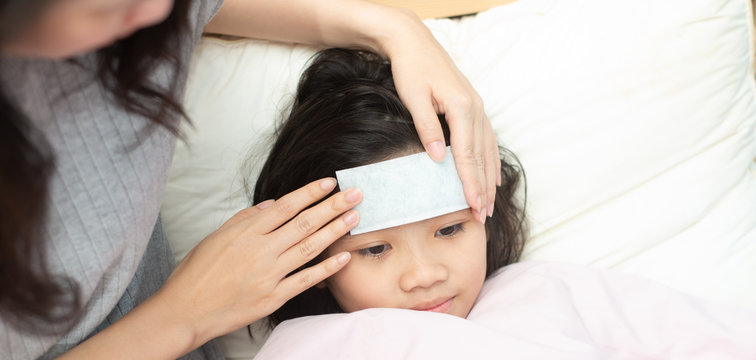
[{"x1": 327, "y1": 259, "x2": 382, "y2": 312}]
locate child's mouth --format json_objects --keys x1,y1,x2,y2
[{"x1": 412, "y1": 297, "x2": 454, "y2": 313}]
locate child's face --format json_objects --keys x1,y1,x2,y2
[{"x1": 324, "y1": 209, "x2": 487, "y2": 318}]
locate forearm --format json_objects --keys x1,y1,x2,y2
[
  {"x1": 58, "y1": 293, "x2": 196, "y2": 360},
  {"x1": 204, "y1": 0, "x2": 423, "y2": 57},
  {"x1": 369, "y1": 0, "x2": 517, "y2": 19}
]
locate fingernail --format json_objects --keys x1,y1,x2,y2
[
  {"x1": 428, "y1": 141, "x2": 445, "y2": 161},
  {"x1": 343, "y1": 210, "x2": 359, "y2": 225},
  {"x1": 496, "y1": 172, "x2": 502, "y2": 187},
  {"x1": 479, "y1": 208, "x2": 487, "y2": 224},
  {"x1": 487, "y1": 203, "x2": 494, "y2": 217},
  {"x1": 476, "y1": 196, "x2": 482, "y2": 211},
  {"x1": 345, "y1": 188, "x2": 362, "y2": 203},
  {"x1": 321, "y1": 178, "x2": 337, "y2": 191},
  {"x1": 337, "y1": 252, "x2": 351, "y2": 265},
  {"x1": 257, "y1": 200, "x2": 274, "y2": 209}
]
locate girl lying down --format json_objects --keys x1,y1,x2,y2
[
  {"x1": 251, "y1": 47, "x2": 527, "y2": 322},
  {"x1": 248, "y1": 48, "x2": 756, "y2": 358}
]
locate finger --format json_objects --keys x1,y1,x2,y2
[
  {"x1": 400, "y1": 85, "x2": 447, "y2": 162},
  {"x1": 253, "y1": 178, "x2": 338, "y2": 234},
  {"x1": 273, "y1": 188, "x2": 362, "y2": 253},
  {"x1": 276, "y1": 251, "x2": 351, "y2": 303},
  {"x1": 446, "y1": 99, "x2": 486, "y2": 221},
  {"x1": 483, "y1": 116, "x2": 499, "y2": 217},
  {"x1": 471, "y1": 106, "x2": 488, "y2": 223},
  {"x1": 278, "y1": 210, "x2": 359, "y2": 274}
]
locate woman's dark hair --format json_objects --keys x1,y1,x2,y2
[
  {"x1": 251, "y1": 48, "x2": 527, "y2": 327},
  {"x1": 0, "y1": 0, "x2": 191, "y2": 332}
]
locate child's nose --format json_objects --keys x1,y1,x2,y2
[{"x1": 398, "y1": 256, "x2": 449, "y2": 292}]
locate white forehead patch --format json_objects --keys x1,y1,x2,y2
[{"x1": 335, "y1": 146, "x2": 469, "y2": 235}]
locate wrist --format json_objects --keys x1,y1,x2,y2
[
  {"x1": 362, "y1": 6, "x2": 424, "y2": 58},
  {"x1": 371, "y1": 7, "x2": 428, "y2": 59},
  {"x1": 317, "y1": 1, "x2": 425, "y2": 59},
  {"x1": 148, "y1": 289, "x2": 201, "y2": 356},
  {"x1": 57, "y1": 291, "x2": 199, "y2": 360}
]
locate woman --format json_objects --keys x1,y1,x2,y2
[{"x1": 0, "y1": 0, "x2": 500, "y2": 358}]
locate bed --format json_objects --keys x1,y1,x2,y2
[{"x1": 161, "y1": 0, "x2": 756, "y2": 358}]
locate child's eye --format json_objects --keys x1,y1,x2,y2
[
  {"x1": 435, "y1": 223, "x2": 464, "y2": 238},
  {"x1": 357, "y1": 244, "x2": 391, "y2": 258}
]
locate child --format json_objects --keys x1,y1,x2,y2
[{"x1": 251, "y1": 48, "x2": 527, "y2": 325}]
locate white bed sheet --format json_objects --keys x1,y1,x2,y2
[{"x1": 255, "y1": 262, "x2": 756, "y2": 360}]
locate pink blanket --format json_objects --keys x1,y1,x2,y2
[{"x1": 254, "y1": 262, "x2": 756, "y2": 359}]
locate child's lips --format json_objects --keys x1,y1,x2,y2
[{"x1": 412, "y1": 297, "x2": 454, "y2": 313}]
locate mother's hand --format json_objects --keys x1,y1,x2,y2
[
  {"x1": 157, "y1": 178, "x2": 360, "y2": 352},
  {"x1": 206, "y1": 1, "x2": 497, "y2": 223},
  {"x1": 381, "y1": 10, "x2": 499, "y2": 223}
]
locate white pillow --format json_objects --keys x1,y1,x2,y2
[
  {"x1": 163, "y1": 0, "x2": 756, "y2": 357},
  {"x1": 435, "y1": 0, "x2": 756, "y2": 309}
]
